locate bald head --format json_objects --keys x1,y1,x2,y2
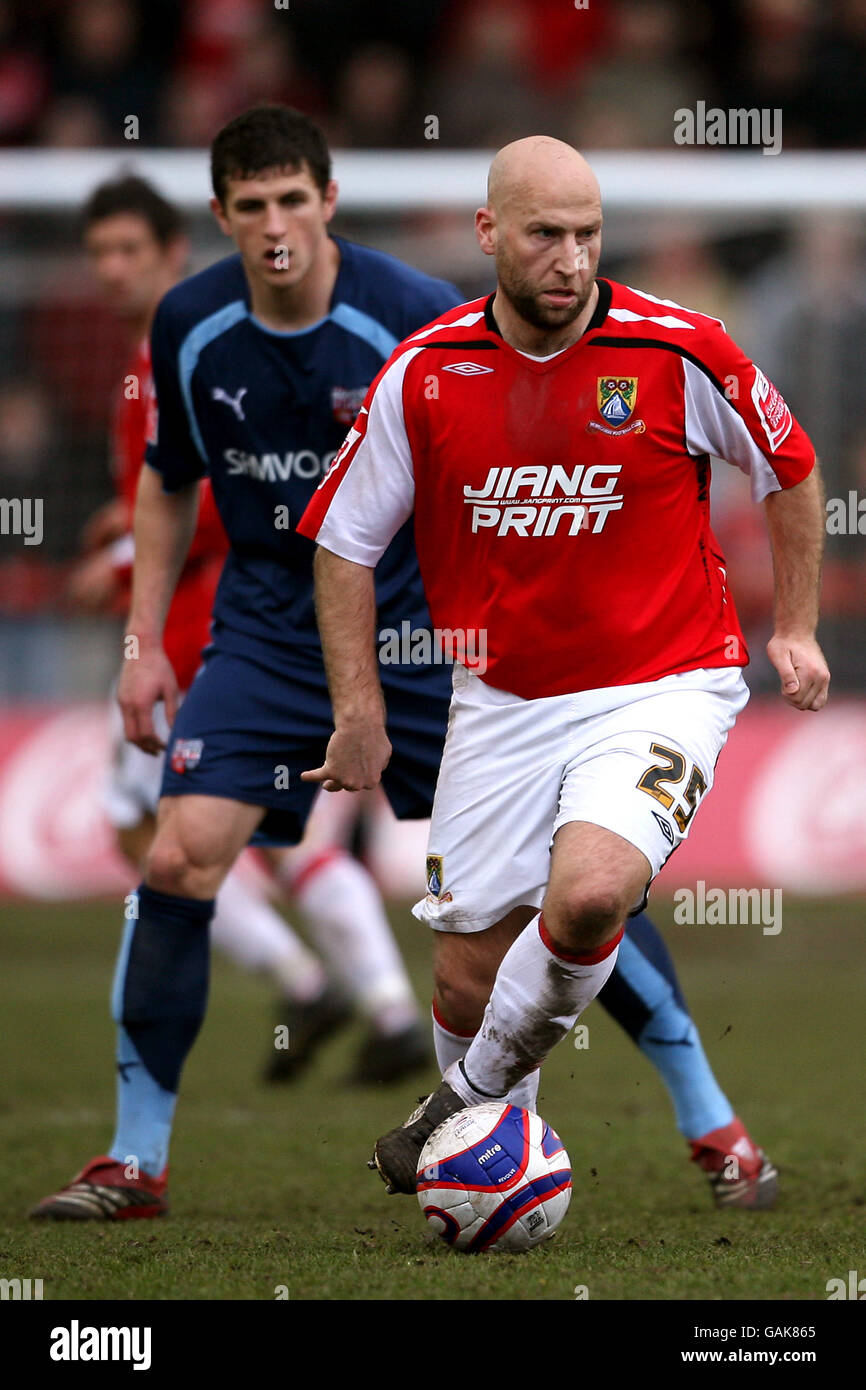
[
  {"x1": 476, "y1": 136, "x2": 603, "y2": 351},
  {"x1": 486, "y1": 137, "x2": 600, "y2": 219}
]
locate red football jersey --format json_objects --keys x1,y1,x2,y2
[
  {"x1": 112, "y1": 338, "x2": 228, "y2": 690},
  {"x1": 298, "y1": 279, "x2": 816, "y2": 700}
]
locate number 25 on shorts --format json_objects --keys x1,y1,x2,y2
[{"x1": 636, "y1": 742, "x2": 707, "y2": 833}]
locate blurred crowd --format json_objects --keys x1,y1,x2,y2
[
  {"x1": 2, "y1": 0, "x2": 866, "y2": 151},
  {"x1": 0, "y1": 0, "x2": 864, "y2": 694},
  {"x1": 2, "y1": 204, "x2": 864, "y2": 695}
]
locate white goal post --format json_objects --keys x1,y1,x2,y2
[{"x1": 1, "y1": 149, "x2": 866, "y2": 212}]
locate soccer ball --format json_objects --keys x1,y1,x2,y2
[{"x1": 416, "y1": 1103, "x2": 572, "y2": 1253}]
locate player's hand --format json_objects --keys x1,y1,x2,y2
[
  {"x1": 117, "y1": 640, "x2": 179, "y2": 753},
  {"x1": 767, "y1": 632, "x2": 830, "y2": 711},
  {"x1": 80, "y1": 499, "x2": 127, "y2": 553},
  {"x1": 67, "y1": 548, "x2": 119, "y2": 612},
  {"x1": 302, "y1": 724, "x2": 392, "y2": 793}
]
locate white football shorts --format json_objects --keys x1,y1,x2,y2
[
  {"x1": 102, "y1": 694, "x2": 171, "y2": 829},
  {"x1": 413, "y1": 664, "x2": 749, "y2": 933}
]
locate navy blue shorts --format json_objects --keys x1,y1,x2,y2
[{"x1": 160, "y1": 641, "x2": 453, "y2": 845}]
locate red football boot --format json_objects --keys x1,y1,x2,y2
[
  {"x1": 690, "y1": 1118, "x2": 779, "y2": 1209},
  {"x1": 29, "y1": 1156, "x2": 168, "y2": 1221}
]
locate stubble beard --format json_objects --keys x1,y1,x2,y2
[{"x1": 497, "y1": 253, "x2": 596, "y2": 332}]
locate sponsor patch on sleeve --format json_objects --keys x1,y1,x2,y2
[{"x1": 751, "y1": 367, "x2": 793, "y2": 453}]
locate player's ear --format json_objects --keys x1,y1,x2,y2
[
  {"x1": 321, "y1": 180, "x2": 339, "y2": 225},
  {"x1": 210, "y1": 196, "x2": 231, "y2": 237},
  {"x1": 475, "y1": 205, "x2": 496, "y2": 256}
]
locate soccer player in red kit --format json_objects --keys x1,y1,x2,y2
[
  {"x1": 298, "y1": 137, "x2": 831, "y2": 1195},
  {"x1": 71, "y1": 177, "x2": 229, "y2": 863},
  {"x1": 70, "y1": 179, "x2": 333, "y2": 1025}
]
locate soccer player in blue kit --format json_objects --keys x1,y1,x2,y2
[{"x1": 32, "y1": 105, "x2": 776, "y2": 1220}]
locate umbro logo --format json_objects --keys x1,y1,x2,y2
[
  {"x1": 212, "y1": 386, "x2": 247, "y2": 420},
  {"x1": 652, "y1": 811, "x2": 675, "y2": 846},
  {"x1": 442, "y1": 361, "x2": 494, "y2": 376}
]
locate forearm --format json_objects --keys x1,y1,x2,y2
[
  {"x1": 313, "y1": 546, "x2": 385, "y2": 729},
  {"x1": 763, "y1": 463, "x2": 824, "y2": 635},
  {"x1": 126, "y1": 464, "x2": 199, "y2": 645}
]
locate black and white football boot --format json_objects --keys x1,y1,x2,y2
[{"x1": 370, "y1": 1080, "x2": 467, "y2": 1194}]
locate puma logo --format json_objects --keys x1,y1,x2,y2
[{"x1": 211, "y1": 386, "x2": 248, "y2": 421}]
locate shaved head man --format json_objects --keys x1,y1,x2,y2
[
  {"x1": 477, "y1": 136, "x2": 603, "y2": 350},
  {"x1": 301, "y1": 131, "x2": 828, "y2": 1211}
]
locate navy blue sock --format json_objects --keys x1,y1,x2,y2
[
  {"x1": 598, "y1": 912, "x2": 733, "y2": 1140},
  {"x1": 109, "y1": 883, "x2": 214, "y2": 1176}
]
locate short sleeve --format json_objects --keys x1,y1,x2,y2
[
  {"x1": 144, "y1": 297, "x2": 206, "y2": 492},
  {"x1": 400, "y1": 277, "x2": 464, "y2": 340},
  {"x1": 682, "y1": 327, "x2": 816, "y2": 502}
]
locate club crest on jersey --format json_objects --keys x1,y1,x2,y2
[
  {"x1": 589, "y1": 376, "x2": 646, "y2": 436},
  {"x1": 170, "y1": 738, "x2": 204, "y2": 774},
  {"x1": 598, "y1": 376, "x2": 638, "y2": 425},
  {"x1": 331, "y1": 384, "x2": 368, "y2": 426},
  {"x1": 425, "y1": 854, "x2": 452, "y2": 903}
]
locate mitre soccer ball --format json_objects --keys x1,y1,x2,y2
[{"x1": 416, "y1": 1103, "x2": 572, "y2": 1253}]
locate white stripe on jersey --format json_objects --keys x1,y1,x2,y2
[
  {"x1": 682, "y1": 357, "x2": 781, "y2": 502},
  {"x1": 608, "y1": 307, "x2": 696, "y2": 330},
  {"x1": 621, "y1": 283, "x2": 726, "y2": 330},
  {"x1": 408, "y1": 309, "x2": 485, "y2": 341},
  {"x1": 315, "y1": 346, "x2": 424, "y2": 568}
]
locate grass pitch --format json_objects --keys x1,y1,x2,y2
[{"x1": 1, "y1": 896, "x2": 863, "y2": 1301}]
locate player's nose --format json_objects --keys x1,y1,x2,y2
[
  {"x1": 263, "y1": 204, "x2": 288, "y2": 239},
  {"x1": 551, "y1": 236, "x2": 580, "y2": 276}
]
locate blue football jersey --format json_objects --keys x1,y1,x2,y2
[{"x1": 145, "y1": 236, "x2": 463, "y2": 660}]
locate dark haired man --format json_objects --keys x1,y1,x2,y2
[
  {"x1": 208, "y1": 101, "x2": 332, "y2": 205},
  {"x1": 34, "y1": 110, "x2": 781, "y2": 1221},
  {"x1": 71, "y1": 175, "x2": 405, "y2": 1092},
  {"x1": 83, "y1": 174, "x2": 187, "y2": 253}
]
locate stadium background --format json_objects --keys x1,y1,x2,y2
[{"x1": 0, "y1": 0, "x2": 864, "y2": 1303}]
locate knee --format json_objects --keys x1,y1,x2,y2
[
  {"x1": 544, "y1": 881, "x2": 632, "y2": 953},
  {"x1": 144, "y1": 835, "x2": 195, "y2": 896}
]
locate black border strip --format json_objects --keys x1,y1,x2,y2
[{"x1": 585, "y1": 336, "x2": 727, "y2": 396}]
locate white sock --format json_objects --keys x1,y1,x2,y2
[
  {"x1": 432, "y1": 1009, "x2": 472, "y2": 1072},
  {"x1": 280, "y1": 848, "x2": 419, "y2": 1035},
  {"x1": 210, "y1": 870, "x2": 326, "y2": 1001},
  {"x1": 448, "y1": 913, "x2": 622, "y2": 1104},
  {"x1": 433, "y1": 1009, "x2": 540, "y2": 1113}
]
